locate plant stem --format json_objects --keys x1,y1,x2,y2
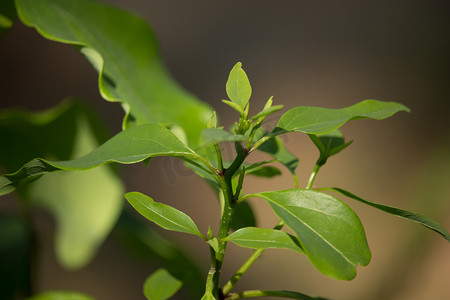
[
  {"x1": 306, "y1": 164, "x2": 321, "y2": 189},
  {"x1": 206, "y1": 142, "x2": 248, "y2": 298},
  {"x1": 225, "y1": 289, "x2": 321, "y2": 300}
]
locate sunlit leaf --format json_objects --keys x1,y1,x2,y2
[
  {"x1": 323, "y1": 187, "x2": 450, "y2": 241},
  {"x1": 15, "y1": 0, "x2": 212, "y2": 145},
  {"x1": 225, "y1": 227, "x2": 304, "y2": 253},
  {"x1": 250, "y1": 189, "x2": 371, "y2": 280},
  {"x1": 143, "y1": 269, "x2": 183, "y2": 300},
  {"x1": 226, "y1": 62, "x2": 252, "y2": 110},
  {"x1": 274, "y1": 100, "x2": 409, "y2": 135},
  {"x1": 0, "y1": 123, "x2": 204, "y2": 195},
  {"x1": 201, "y1": 128, "x2": 245, "y2": 146},
  {"x1": 125, "y1": 192, "x2": 205, "y2": 239}
]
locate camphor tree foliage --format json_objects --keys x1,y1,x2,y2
[{"x1": 0, "y1": 0, "x2": 449, "y2": 299}]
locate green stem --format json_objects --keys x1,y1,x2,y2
[
  {"x1": 209, "y1": 143, "x2": 248, "y2": 298},
  {"x1": 306, "y1": 164, "x2": 321, "y2": 189},
  {"x1": 225, "y1": 289, "x2": 321, "y2": 300},
  {"x1": 215, "y1": 144, "x2": 224, "y2": 174}
]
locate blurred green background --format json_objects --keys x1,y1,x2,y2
[{"x1": 0, "y1": 0, "x2": 449, "y2": 299}]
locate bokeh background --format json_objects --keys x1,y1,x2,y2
[{"x1": 1, "y1": 0, "x2": 449, "y2": 299}]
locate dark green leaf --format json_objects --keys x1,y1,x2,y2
[
  {"x1": 231, "y1": 201, "x2": 257, "y2": 230},
  {"x1": 125, "y1": 192, "x2": 205, "y2": 239},
  {"x1": 225, "y1": 227, "x2": 304, "y2": 253},
  {"x1": 309, "y1": 130, "x2": 352, "y2": 166},
  {"x1": 227, "y1": 290, "x2": 328, "y2": 300},
  {"x1": 226, "y1": 62, "x2": 252, "y2": 110},
  {"x1": 323, "y1": 187, "x2": 450, "y2": 241},
  {"x1": 143, "y1": 269, "x2": 182, "y2": 300},
  {"x1": 1, "y1": 123, "x2": 203, "y2": 195},
  {"x1": 246, "y1": 165, "x2": 281, "y2": 178},
  {"x1": 0, "y1": 214, "x2": 31, "y2": 299},
  {"x1": 251, "y1": 189, "x2": 371, "y2": 280},
  {"x1": 16, "y1": 0, "x2": 211, "y2": 145},
  {"x1": 114, "y1": 210, "x2": 205, "y2": 298},
  {"x1": 274, "y1": 100, "x2": 410, "y2": 135},
  {"x1": 0, "y1": 0, "x2": 15, "y2": 34},
  {"x1": 27, "y1": 291, "x2": 95, "y2": 300},
  {"x1": 258, "y1": 135, "x2": 299, "y2": 176}
]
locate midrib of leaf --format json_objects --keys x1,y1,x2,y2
[
  {"x1": 137, "y1": 198, "x2": 198, "y2": 234},
  {"x1": 269, "y1": 200, "x2": 355, "y2": 266}
]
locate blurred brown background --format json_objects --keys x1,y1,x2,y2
[{"x1": 1, "y1": 0, "x2": 449, "y2": 299}]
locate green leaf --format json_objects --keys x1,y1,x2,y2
[
  {"x1": 27, "y1": 291, "x2": 95, "y2": 300},
  {"x1": 15, "y1": 0, "x2": 211, "y2": 145},
  {"x1": 251, "y1": 189, "x2": 371, "y2": 280},
  {"x1": 0, "y1": 0, "x2": 14, "y2": 33},
  {"x1": 231, "y1": 201, "x2": 257, "y2": 230},
  {"x1": 0, "y1": 101, "x2": 124, "y2": 269},
  {"x1": 323, "y1": 187, "x2": 450, "y2": 242},
  {"x1": 246, "y1": 165, "x2": 281, "y2": 178},
  {"x1": 274, "y1": 100, "x2": 410, "y2": 135},
  {"x1": 114, "y1": 210, "x2": 205, "y2": 298},
  {"x1": 222, "y1": 100, "x2": 244, "y2": 115},
  {"x1": 309, "y1": 130, "x2": 352, "y2": 166},
  {"x1": 143, "y1": 269, "x2": 183, "y2": 300},
  {"x1": 125, "y1": 192, "x2": 205, "y2": 239},
  {"x1": 226, "y1": 62, "x2": 252, "y2": 110},
  {"x1": 226, "y1": 290, "x2": 327, "y2": 300},
  {"x1": 201, "y1": 128, "x2": 245, "y2": 146},
  {"x1": 258, "y1": 135, "x2": 299, "y2": 176},
  {"x1": 225, "y1": 227, "x2": 304, "y2": 253},
  {"x1": 1, "y1": 123, "x2": 202, "y2": 195}
]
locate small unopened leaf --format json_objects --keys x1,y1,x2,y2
[
  {"x1": 125, "y1": 192, "x2": 205, "y2": 239},
  {"x1": 324, "y1": 187, "x2": 450, "y2": 241},
  {"x1": 274, "y1": 100, "x2": 410, "y2": 135},
  {"x1": 225, "y1": 227, "x2": 304, "y2": 253},
  {"x1": 143, "y1": 269, "x2": 182, "y2": 300},
  {"x1": 226, "y1": 62, "x2": 252, "y2": 109},
  {"x1": 250, "y1": 189, "x2": 371, "y2": 280}
]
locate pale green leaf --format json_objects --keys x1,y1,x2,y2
[
  {"x1": 250, "y1": 189, "x2": 371, "y2": 280},
  {"x1": 27, "y1": 291, "x2": 95, "y2": 300},
  {"x1": 201, "y1": 128, "x2": 245, "y2": 146},
  {"x1": 323, "y1": 187, "x2": 450, "y2": 242},
  {"x1": 274, "y1": 100, "x2": 410, "y2": 135},
  {"x1": 226, "y1": 62, "x2": 252, "y2": 109},
  {"x1": 0, "y1": 101, "x2": 124, "y2": 269},
  {"x1": 143, "y1": 269, "x2": 182, "y2": 300},
  {"x1": 225, "y1": 227, "x2": 304, "y2": 253},
  {"x1": 15, "y1": 0, "x2": 212, "y2": 145},
  {"x1": 125, "y1": 192, "x2": 205, "y2": 239}
]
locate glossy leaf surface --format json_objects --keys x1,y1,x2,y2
[
  {"x1": 274, "y1": 100, "x2": 409, "y2": 135},
  {"x1": 225, "y1": 227, "x2": 304, "y2": 253},
  {"x1": 143, "y1": 269, "x2": 182, "y2": 300},
  {"x1": 251, "y1": 189, "x2": 371, "y2": 280},
  {"x1": 16, "y1": 0, "x2": 211, "y2": 145},
  {"x1": 324, "y1": 187, "x2": 450, "y2": 241},
  {"x1": 1, "y1": 123, "x2": 201, "y2": 195},
  {"x1": 125, "y1": 192, "x2": 205, "y2": 239},
  {"x1": 226, "y1": 62, "x2": 252, "y2": 110}
]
